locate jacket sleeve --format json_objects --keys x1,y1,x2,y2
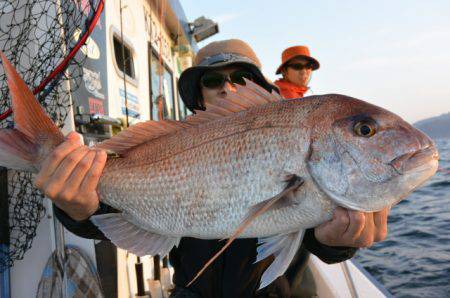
[
  {"x1": 303, "y1": 228, "x2": 357, "y2": 264},
  {"x1": 53, "y1": 202, "x2": 119, "y2": 241}
]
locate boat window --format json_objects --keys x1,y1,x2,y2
[
  {"x1": 113, "y1": 36, "x2": 135, "y2": 79},
  {"x1": 149, "y1": 51, "x2": 175, "y2": 120}
]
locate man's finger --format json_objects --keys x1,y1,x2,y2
[
  {"x1": 66, "y1": 131, "x2": 84, "y2": 145},
  {"x1": 35, "y1": 137, "x2": 83, "y2": 188},
  {"x1": 328, "y1": 207, "x2": 351, "y2": 236},
  {"x1": 343, "y1": 210, "x2": 366, "y2": 241},
  {"x1": 59, "y1": 150, "x2": 97, "y2": 201},
  {"x1": 43, "y1": 146, "x2": 90, "y2": 198},
  {"x1": 355, "y1": 212, "x2": 376, "y2": 247},
  {"x1": 373, "y1": 207, "x2": 389, "y2": 229},
  {"x1": 314, "y1": 207, "x2": 350, "y2": 246},
  {"x1": 373, "y1": 208, "x2": 389, "y2": 242},
  {"x1": 79, "y1": 149, "x2": 107, "y2": 193}
]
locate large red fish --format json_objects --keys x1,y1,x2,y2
[{"x1": 0, "y1": 53, "x2": 439, "y2": 288}]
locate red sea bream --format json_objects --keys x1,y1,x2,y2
[{"x1": 0, "y1": 53, "x2": 439, "y2": 288}]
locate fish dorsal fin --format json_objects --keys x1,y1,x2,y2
[
  {"x1": 213, "y1": 79, "x2": 281, "y2": 111},
  {"x1": 96, "y1": 81, "x2": 281, "y2": 154},
  {"x1": 96, "y1": 120, "x2": 192, "y2": 154},
  {"x1": 237, "y1": 79, "x2": 282, "y2": 103}
]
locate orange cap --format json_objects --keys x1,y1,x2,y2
[{"x1": 276, "y1": 45, "x2": 320, "y2": 74}]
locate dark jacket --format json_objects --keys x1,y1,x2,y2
[{"x1": 54, "y1": 203, "x2": 357, "y2": 298}]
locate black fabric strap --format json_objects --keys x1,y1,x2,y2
[{"x1": 303, "y1": 229, "x2": 357, "y2": 264}]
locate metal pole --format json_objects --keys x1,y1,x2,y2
[
  {"x1": 54, "y1": 1, "x2": 69, "y2": 296},
  {"x1": 0, "y1": 168, "x2": 10, "y2": 298},
  {"x1": 119, "y1": 0, "x2": 129, "y2": 128},
  {"x1": 341, "y1": 261, "x2": 359, "y2": 298},
  {"x1": 162, "y1": 256, "x2": 168, "y2": 268},
  {"x1": 0, "y1": 259, "x2": 9, "y2": 298},
  {"x1": 153, "y1": 255, "x2": 161, "y2": 281},
  {"x1": 135, "y1": 257, "x2": 146, "y2": 296},
  {"x1": 53, "y1": 211, "x2": 68, "y2": 298}
]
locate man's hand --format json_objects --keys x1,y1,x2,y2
[
  {"x1": 34, "y1": 132, "x2": 107, "y2": 221},
  {"x1": 314, "y1": 206, "x2": 390, "y2": 248}
]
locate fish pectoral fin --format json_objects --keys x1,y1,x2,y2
[
  {"x1": 91, "y1": 213, "x2": 180, "y2": 257},
  {"x1": 256, "y1": 230, "x2": 305, "y2": 289},
  {"x1": 247, "y1": 174, "x2": 304, "y2": 216},
  {"x1": 186, "y1": 175, "x2": 304, "y2": 287}
]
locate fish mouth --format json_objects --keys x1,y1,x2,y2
[{"x1": 390, "y1": 145, "x2": 439, "y2": 174}]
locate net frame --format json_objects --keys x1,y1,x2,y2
[{"x1": 0, "y1": 0, "x2": 104, "y2": 272}]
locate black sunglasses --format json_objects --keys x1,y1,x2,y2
[
  {"x1": 286, "y1": 63, "x2": 313, "y2": 70},
  {"x1": 200, "y1": 70, "x2": 254, "y2": 89}
]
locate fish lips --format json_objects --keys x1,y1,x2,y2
[
  {"x1": 389, "y1": 145, "x2": 440, "y2": 175},
  {"x1": 325, "y1": 145, "x2": 438, "y2": 211}
]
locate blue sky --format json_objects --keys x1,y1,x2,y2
[{"x1": 180, "y1": 0, "x2": 450, "y2": 123}]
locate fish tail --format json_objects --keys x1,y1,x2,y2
[{"x1": 0, "y1": 52, "x2": 64, "y2": 173}]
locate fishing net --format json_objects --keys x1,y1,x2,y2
[{"x1": 0, "y1": 0, "x2": 104, "y2": 272}]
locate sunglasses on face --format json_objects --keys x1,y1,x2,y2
[
  {"x1": 286, "y1": 63, "x2": 313, "y2": 70},
  {"x1": 200, "y1": 70, "x2": 254, "y2": 89}
]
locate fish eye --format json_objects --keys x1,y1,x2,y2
[{"x1": 353, "y1": 119, "x2": 377, "y2": 137}]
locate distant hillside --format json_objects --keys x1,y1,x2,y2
[{"x1": 414, "y1": 113, "x2": 450, "y2": 139}]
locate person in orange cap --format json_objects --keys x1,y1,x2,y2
[{"x1": 274, "y1": 45, "x2": 320, "y2": 99}]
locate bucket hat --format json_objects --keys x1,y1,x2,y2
[{"x1": 179, "y1": 39, "x2": 277, "y2": 111}]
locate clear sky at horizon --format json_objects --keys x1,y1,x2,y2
[{"x1": 180, "y1": 0, "x2": 450, "y2": 123}]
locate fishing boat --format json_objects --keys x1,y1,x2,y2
[{"x1": 0, "y1": 0, "x2": 392, "y2": 297}]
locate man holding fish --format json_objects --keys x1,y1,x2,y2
[{"x1": 23, "y1": 39, "x2": 398, "y2": 297}]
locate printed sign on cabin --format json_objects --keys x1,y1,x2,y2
[
  {"x1": 144, "y1": 6, "x2": 173, "y2": 66},
  {"x1": 120, "y1": 88, "x2": 141, "y2": 119}
]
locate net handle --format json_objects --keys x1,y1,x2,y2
[{"x1": 0, "y1": 0, "x2": 105, "y2": 121}]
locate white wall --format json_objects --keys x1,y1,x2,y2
[{"x1": 105, "y1": 0, "x2": 184, "y2": 123}]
